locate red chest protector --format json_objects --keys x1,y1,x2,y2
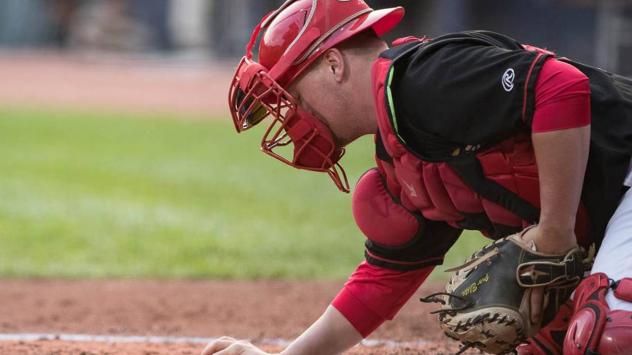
[{"x1": 369, "y1": 40, "x2": 590, "y2": 241}]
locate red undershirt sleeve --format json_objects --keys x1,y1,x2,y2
[
  {"x1": 531, "y1": 58, "x2": 591, "y2": 133},
  {"x1": 331, "y1": 261, "x2": 434, "y2": 337}
]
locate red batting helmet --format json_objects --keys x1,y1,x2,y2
[{"x1": 228, "y1": 0, "x2": 404, "y2": 192}]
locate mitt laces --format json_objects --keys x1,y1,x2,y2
[
  {"x1": 419, "y1": 292, "x2": 473, "y2": 315},
  {"x1": 444, "y1": 237, "x2": 507, "y2": 274},
  {"x1": 454, "y1": 342, "x2": 484, "y2": 355}
]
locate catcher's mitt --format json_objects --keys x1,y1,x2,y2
[{"x1": 421, "y1": 228, "x2": 593, "y2": 354}]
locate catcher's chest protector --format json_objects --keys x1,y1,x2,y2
[{"x1": 372, "y1": 52, "x2": 539, "y2": 239}]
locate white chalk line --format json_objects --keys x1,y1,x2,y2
[{"x1": 0, "y1": 333, "x2": 431, "y2": 348}]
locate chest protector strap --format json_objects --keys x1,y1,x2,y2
[{"x1": 447, "y1": 156, "x2": 540, "y2": 223}]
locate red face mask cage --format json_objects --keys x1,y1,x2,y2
[{"x1": 228, "y1": 56, "x2": 350, "y2": 192}]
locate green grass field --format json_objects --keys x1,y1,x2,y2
[{"x1": 0, "y1": 107, "x2": 488, "y2": 279}]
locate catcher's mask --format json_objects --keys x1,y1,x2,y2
[{"x1": 228, "y1": 0, "x2": 404, "y2": 192}]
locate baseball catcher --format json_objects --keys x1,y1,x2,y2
[{"x1": 203, "y1": 1, "x2": 632, "y2": 354}]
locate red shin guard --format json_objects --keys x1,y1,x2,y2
[{"x1": 564, "y1": 273, "x2": 632, "y2": 355}]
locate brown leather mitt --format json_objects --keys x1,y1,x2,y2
[{"x1": 421, "y1": 230, "x2": 593, "y2": 354}]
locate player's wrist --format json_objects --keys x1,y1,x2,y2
[{"x1": 522, "y1": 223, "x2": 578, "y2": 254}]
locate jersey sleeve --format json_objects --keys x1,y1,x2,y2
[
  {"x1": 331, "y1": 261, "x2": 434, "y2": 337},
  {"x1": 530, "y1": 57, "x2": 591, "y2": 132}
]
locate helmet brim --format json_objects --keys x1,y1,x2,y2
[
  {"x1": 364, "y1": 7, "x2": 405, "y2": 37},
  {"x1": 326, "y1": 7, "x2": 405, "y2": 47}
]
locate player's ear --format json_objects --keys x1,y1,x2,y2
[{"x1": 323, "y1": 48, "x2": 345, "y2": 83}]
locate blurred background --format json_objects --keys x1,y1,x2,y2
[
  {"x1": 0, "y1": 0, "x2": 630, "y2": 71},
  {"x1": 0, "y1": 0, "x2": 630, "y2": 280}
]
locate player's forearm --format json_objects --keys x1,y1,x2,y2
[
  {"x1": 280, "y1": 305, "x2": 363, "y2": 355},
  {"x1": 531, "y1": 125, "x2": 590, "y2": 251}
]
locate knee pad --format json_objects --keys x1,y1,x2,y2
[
  {"x1": 353, "y1": 168, "x2": 461, "y2": 270},
  {"x1": 598, "y1": 309, "x2": 632, "y2": 354},
  {"x1": 564, "y1": 273, "x2": 632, "y2": 355},
  {"x1": 352, "y1": 168, "x2": 420, "y2": 246}
]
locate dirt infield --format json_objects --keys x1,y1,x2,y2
[
  {"x1": 0, "y1": 279, "x2": 469, "y2": 354},
  {"x1": 0, "y1": 340, "x2": 458, "y2": 355}
]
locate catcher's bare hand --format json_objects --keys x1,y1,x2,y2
[{"x1": 201, "y1": 336, "x2": 275, "y2": 355}]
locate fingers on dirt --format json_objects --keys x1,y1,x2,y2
[
  {"x1": 214, "y1": 342, "x2": 250, "y2": 355},
  {"x1": 201, "y1": 336, "x2": 238, "y2": 355}
]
